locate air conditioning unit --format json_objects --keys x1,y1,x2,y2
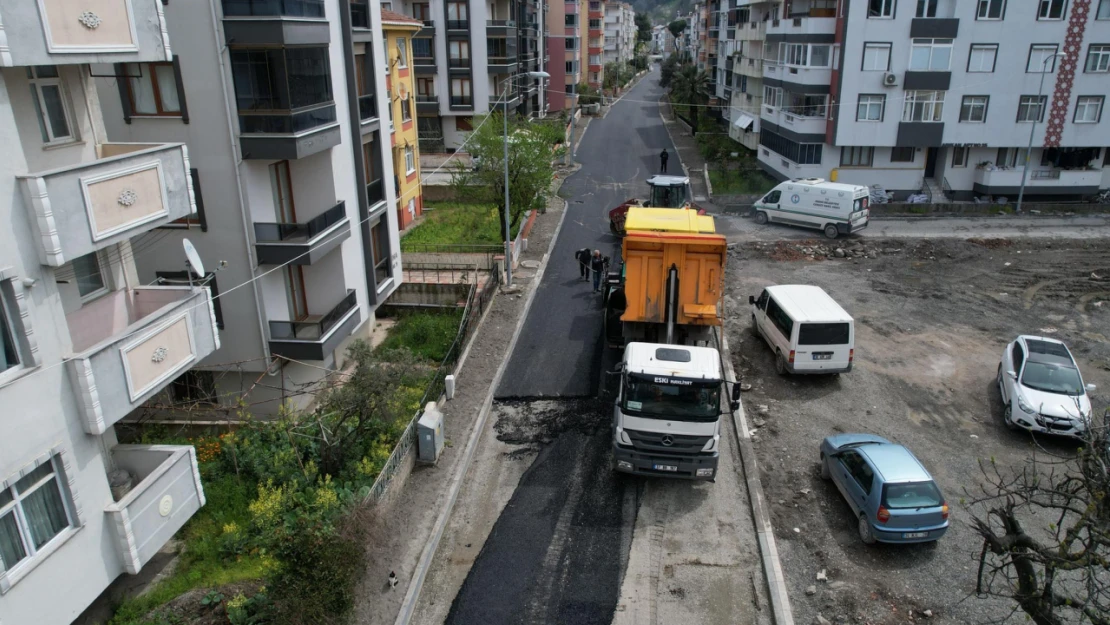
[{"x1": 883, "y1": 72, "x2": 899, "y2": 87}]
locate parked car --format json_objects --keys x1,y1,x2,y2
[
  {"x1": 997, "y1": 335, "x2": 1095, "y2": 438},
  {"x1": 819, "y1": 434, "x2": 949, "y2": 545},
  {"x1": 749, "y1": 285, "x2": 854, "y2": 375}
]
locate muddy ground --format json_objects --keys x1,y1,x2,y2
[{"x1": 723, "y1": 237, "x2": 1110, "y2": 625}]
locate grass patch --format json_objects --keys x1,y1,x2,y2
[
  {"x1": 708, "y1": 169, "x2": 776, "y2": 195},
  {"x1": 401, "y1": 203, "x2": 502, "y2": 248},
  {"x1": 376, "y1": 309, "x2": 465, "y2": 364}
]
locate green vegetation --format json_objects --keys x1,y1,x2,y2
[
  {"x1": 376, "y1": 309, "x2": 465, "y2": 364},
  {"x1": 400, "y1": 202, "x2": 503, "y2": 248},
  {"x1": 708, "y1": 169, "x2": 775, "y2": 195}
]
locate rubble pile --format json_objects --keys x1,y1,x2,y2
[{"x1": 746, "y1": 240, "x2": 900, "y2": 262}]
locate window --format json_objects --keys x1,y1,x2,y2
[
  {"x1": 1027, "y1": 44, "x2": 1059, "y2": 72},
  {"x1": 414, "y1": 3, "x2": 430, "y2": 20},
  {"x1": 909, "y1": 38, "x2": 953, "y2": 71},
  {"x1": 1017, "y1": 95, "x2": 1047, "y2": 122},
  {"x1": 786, "y1": 93, "x2": 827, "y2": 117},
  {"x1": 997, "y1": 147, "x2": 1028, "y2": 168},
  {"x1": 565, "y1": 60, "x2": 578, "y2": 73},
  {"x1": 891, "y1": 147, "x2": 915, "y2": 162},
  {"x1": 1, "y1": 286, "x2": 21, "y2": 375},
  {"x1": 450, "y1": 77, "x2": 471, "y2": 105},
  {"x1": 270, "y1": 161, "x2": 296, "y2": 222},
  {"x1": 416, "y1": 77, "x2": 434, "y2": 96},
  {"x1": 400, "y1": 92, "x2": 412, "y2": 122},
  {"x1": 780, "y1": 43, "x2": 829, "y2": 67},
  {"x1": 565, "y1": 37, "x2": 578, "y2": 50},
  {"x1": 449, "y1": 40, "x2": 470, "y2": 62},
  {"x1": 1075, "y1": 96, "x2": 1104, "y2": 123},
  {"x1": 589, "y1": 18, "x2": 601, "y2": 28},
  {"x1": 857, "y1": 95, "x2": 885, "y2": 121},
  {"x1": 405, "y1": 145, "x2": 416, "y2": 173},
  {"x1": 868, "y1": 0, "x2": 894, "y2": 17},
  {"x1": 977, "y1": 0, "x2": 1005, "y2": 18},
  {"x1": 1099, "y1": 0, "x2": 1110, "y2": 19},
  {"x1": 758, "y1": 129, "x2": 822, "y2": 164},
  {"x1": 862, "y1": 43, "x2": 891, "y2": 71},
  {"x1": 447, "y1": 1, "x2": 467, "y2": 22},
  {"x1": 396, "y1": 38, "x2": 408, "y2": 68},
  {"x1": 902, "y1": 90, "x2": 945, "y2": 122},
  {"x1": 26, "y1": 66, "x2": 75, "y2": 144},
  {"x1": 960, "y1": 95, "x2": 989, "y2": 122},
  {"x1": 61, "y1": 252, "x2": 109, "y2": 302},
  {"x1": 230, "y1": 47, "x2": 334, "y2": 130},
  {"x1": 967, "y1": 44, "x2": 998, "y2": 72},
  {"x1": 952, "y1": 145, "x2": 968, "y2": 167},
  {"x1": 763, "y1": 85, "x2": 782, "y2": 108},
  {"x1": 916, "y1": 0, "x2": 938, "y2": 17},
  {"x1": 1086, "y1": 45, "x2": 1110, "y2": 72},
  {"x1": 170, "y1": 370, "x2": 218, "y2": 405},
  {"x1": 412, "y1": 38, "x2": 433, "y2": 61},
  {"x1": 370, "y1": 220, "x2": 391, "y2": 284},
  {"x1": 839, "y1": 451, "x2": 874, "y2": 494},
  {"x1": 740, "y1": 75, "x2": 748, "y2": 93},
  {"x1": 841, "y1": 146, "x2": 875, "y2": 167},
  {"x1": 565, "y1": 14, "x2": 577, "y2": 25},
  {"x1": 0, "y1": 457, "x2": 73, "y2": 575},
  {"x1": 123, "y1": 62, "x2": 181, "y2": 116},
  {"x1": 765, "y1": 299, "x2": 794, "y2": 338},
  {"x1": 1037, "y1": 0, "x2": 1066, "y2": 19}
]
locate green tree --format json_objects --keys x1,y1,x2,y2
[
  {"x1": 634, "y1": 12, "x2": 652, "y2": 44},
  {"x1": 667, "y1": 19, "x2": 687, "y2": 40},
  {"x1": 450, "y1": 113, "x2": 555, "y2": 242},
  {"x1": 659, "y1": 54, "x2": 680, "y2": 87},
  {"x1": 577, "y1": 82, "x2": 602, "y2": 107},
  {"x1": 670, "y1": 64, "x2": 709, "y2": 135}
]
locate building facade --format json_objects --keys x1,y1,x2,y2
[
  {"x1": 0, "y1": 1, "x2": 219, "y2": 622},
  {"x1": 382, "y1": 10, "x2": 426, "y2": 229},
  {"x1": 547, "y1": 0, "x2": 570, "y2": 112},
  {"x1": 603, "y1": 2, "x2": 637, "y2": 65},
  {"x1": 563, "y1": 0, "x2": 588, "y2": 105},
  {"x1": 588, "y1": 1, "x2": 606, "y2": 88},
  {"x1": 726, "y1": 0, "x2": 779, "y2": 150},
  {"x1": 756, "y1": 0, "x2": 1110, "y2": 201}
]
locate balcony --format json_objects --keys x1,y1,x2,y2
[
  {"x1": 20, "y1": 143, "x2": 195, "y2": 267},
  {"x1": 447, "y1": 19, "x2": 469, "y2": 30},
  {"x1": 763, "y1": 62, "x2": 831, "y2": 87},
  {"x1": 737, "y1": 56, "x2": 763, "y2": 78},
  {"x1": 237, "y1": 103, "x2": 342, "y2": 160},
  {"x1": 450, "y1": 95, "x2": 474, "y2": 109},
  {"x1": 254, "y1": 201, "x2": 351, "y2": 265},
  {"x1": 767, "y1": 16, "x2": 836, "y2": 37},
  {"x1": 448, "y1": 57, "x2": 471, "y2": 69},
  {"x1": 65, "y1": 287, "x2": 220, "y2": 435},
  {"x1": 491, "y1": 92, "x2": 522, "y2": 110},
  {"x1": 4, "y1": 0, "x2": 172, "y2": 66},
  {"x1": 367, "y1": 178, "x2": 385, "y2": 206},
  {"x1": 106, "y1": 445, "x2": 205, "y2": 575},
  {"x1": 269, "y1": 290, "x2": 360, "y2": 361},
  {"x1": 735, "y1": 21, "x2": 767, "y2": 41},
  {"x1": 775, "y1": 109, "x2": 827, "y2": 136},
  {"x1": 488, "y1": 55, "x2": 519, "y2": 73},
  {"x1": 973, "y1": 168, "x2": 1101, "y2": 196},
  {"x1": 487, "y1": 20, "x2": 518, "y2": 36},
  {"x1": 416, "y1": 94, "x2": 439, "y2": 113},
  {"x1": 221, "y1": 0, "x2": 329, "y2": 45}
]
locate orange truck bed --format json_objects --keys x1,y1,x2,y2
[{"x1": 619, "y1": 231, "x2": 727, "y2": 327}]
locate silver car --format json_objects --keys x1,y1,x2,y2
[{"x1": 997, "y1": 335, "x2": 1096, "y2": 438}]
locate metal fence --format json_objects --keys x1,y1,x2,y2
[
  {"x1": 403, "y1": 262, "x2": 483, "y2": 285},
  {"x1": 364, "y1": 263, "x2": 502, "y2": 504}
]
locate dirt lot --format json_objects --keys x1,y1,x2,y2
[{"x1": 723, "y1": 237, "x2": 1110, "y2": 625}]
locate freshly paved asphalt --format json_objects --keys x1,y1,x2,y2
[{"x1": 495, "y1": 69, "x2": 677, "y2": 399}]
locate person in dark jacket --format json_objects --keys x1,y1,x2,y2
[
  {"x1": 659, "y1": 148, "x2": 669, "y2": 173},
  {"x1": 574, "y1": 248, "x2": 591, "y2": 280},
  {"x1": 590, "y1": 250, "x2": 609, "y2": 292}
]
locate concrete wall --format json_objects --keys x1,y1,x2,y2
[{"x1": 386, "y1": 282, "x2": 471, "y2": 307}]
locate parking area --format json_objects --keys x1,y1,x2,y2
[{"x1": 723, "y1": 237, "x2": 1110, "y2": 625}]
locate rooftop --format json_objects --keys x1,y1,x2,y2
[
  {"x1": 859, "y1": 444, "x2": 932, "y2": 483},
  {"x1": 381, "y1": 9, "x2": 423, "y2": 26},
  {"x1": 766, "y1": 285, "x2": 852, "y2": 324}
]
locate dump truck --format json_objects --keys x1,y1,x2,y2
[
  {"x1": 605, "y1": 206, "x2": 739, "y2": 481},
  {"x1": 608, "y1": 175, "x2": 696, "y2": 235}
]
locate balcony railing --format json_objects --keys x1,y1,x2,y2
[
  {"x1": 487, "y1": 19, "x2": 517, "y2": 27},
  {"x1": 255, "y1": 201, "x2": 346, "y2": 243},
  {"x1": 254, "y1": 201, "x2": 351, "y2": 265},
  {"x1": 269, "y1": 290, "x2": 360, "y2": 360},
  {"x1": 450, "y1": 95, "x2": 474, "y2": 107},
  {"x1": 222, "y1": 0, "x2": 325, "y2": 17},
  {"x1": 270, "y1": 289, "x2": 357, "y2": 342},
  {"x1": 447, "y1": 19, "x2": 469, "y2": 29},
  {"x1": 367, "y1": 178, "x2": 385, "y2": 205},
  {"x1": 358, "y1": 94, "x2": 377, "y2": 121},
  {"x1": 973, "y1": 168, "x2": 1101, "y2": 192},
  {"x1": 238, "y1": 103, "x2": 338, "y2": 134},
  {"x1": 448, "y1": 57, "x2": 471, "y2": 68}
]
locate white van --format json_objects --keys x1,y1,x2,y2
[
  {"x1": 751, "y1": 178, "x2": 870, "y2": 239},
  {"x1": 749, "y1": 285, "x2": 854, "y2": 375}
]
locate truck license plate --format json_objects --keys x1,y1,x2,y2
[
  {"x1": 812, "y1": 353, "x2": 832, "y2": 360},
  {"x1": 902, "y1": 532, "x2": 927, "y2": 539},
  {"x1": 653, "y1": 464, "x2": 678, "y2": 472}
]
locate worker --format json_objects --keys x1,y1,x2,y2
[
  {"x1": 574, "y1": 248, "x2": 591, "y2": 281},
  {"x1": 591, "y1": 250, "x2": 608, "y2": 293},
  {"x1": 659, "y1": 148, "x2": 669, "y2": 173}
]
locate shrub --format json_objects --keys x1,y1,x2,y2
[{"x1": 269, "y1": 518, "x2": 365, "y2": 625}]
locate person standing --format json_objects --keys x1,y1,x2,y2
[
  {"x1": 591, "y1": 250, "x2": 607, "y2": 293},
  {"x1": 659, "y1": 148, "x2": 669, "y2": 173},
  {"x1": 574, "y1": 248, "x2": 591, "y2": 281}
]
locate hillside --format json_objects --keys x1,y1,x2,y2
[{"x1": 629, "y1": 0, "x2": 694, "y2": 25}]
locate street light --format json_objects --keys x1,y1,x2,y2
[
  {"x1": 1016, "y1": 51, "x2": 1069, "y2": 214},
  {"x1": 500, "y1": 70, "x2": 550, "y2": 287}
]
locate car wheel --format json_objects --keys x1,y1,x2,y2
[
  {"x1": 751, "y1": 315, "x2": 760, "y2": 337},
  {"x1": 824, "y1": 224, "x2": 839, "y2": 239},
  {"x1": 775, "y1": 351, "x2": 788, "y2": 376},
  {"x1": 1003, "y1": 403, "x2": 1018, "y2": 431},
  {"x1": 754, "y1": 211, "x2": 769, "y2": 225},
  {"x1": 819, "y1": 453, "x2": 830, "y2": 480},
  {"x1": 858, "y1": 514, "x2": 877, "y2": 545}
]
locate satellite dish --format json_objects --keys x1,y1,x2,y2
[{"x1": 183, "y1": 238, "x2": 205, "y2": 277}]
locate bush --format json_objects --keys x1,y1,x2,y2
[
  {"x1": 269, "y1": 519, "x2": 365, "y2": 625},
  {"x1": 376, "y1": 309, "x2": 464, "y2": 364}
]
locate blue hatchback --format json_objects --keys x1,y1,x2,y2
[{"x1": 819, "y1": 434, "x2": 949, "y2": 544}]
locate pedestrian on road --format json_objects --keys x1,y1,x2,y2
[
  {"x1": 574, "y1": 248, "x2": 591, "y2": 281},
  {"x1": 591, "y1": 250, "x2": 607, "y2": 293},
  {"x1": 659, "y1": 148, "x2": 669, "y2": 173}
]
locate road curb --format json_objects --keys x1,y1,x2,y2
[
  {"x1": 718, "y1": 330, "x2": 795, "y2": 625},
  {"x1": 393, "y1": 199, "x2": 571, "y2": 625}
]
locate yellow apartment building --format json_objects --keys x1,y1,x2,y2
[{"x1": 382, "y1": 9, "x2": 424, "y2": 229}]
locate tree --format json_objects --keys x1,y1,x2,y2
[
  {"x1": 659, "y1": 54, "x2": 680, "y2": 88},
  {"x1": 667, "y1": 19, "x2": 687, "y2": 40},
  {"x1": 670, "y1": 64, "x2": 709, "y2": 135},
  {"x1": 450, "y1": 113, "x2": 555, "y2": 242},
  {"x1": 577, "y1": 82, "x2": 602, "y2": 107},
  {"x1": 635, "y1": 12, "x2": 652, "y2": 44},
  {"x1": 968, "y1": 416, "x2": 1110, "y2": 625}
]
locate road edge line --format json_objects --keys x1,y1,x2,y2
[
  {"x1": 393, "y1": 199, "x2": 572, "y2": 625},
  {"x1": 719, "y1": 330, "x2": 795, "y2": 625}
]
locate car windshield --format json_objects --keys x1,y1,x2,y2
[
  {"x1": 1021, "y1": 361, "x2": 1084, "y2": 396},
  {"x1": 650, "y1": 184, "x2": 687, "y2": 208},
  {"x1": 798, "y1": 323, "x2": 850, "y2": 346},
  {"x1": 882, "y1": 481, "x2": 943, "y2": 509},
  {"x1": 622, "y1": 378, "x2": 720, "y2": 422}
]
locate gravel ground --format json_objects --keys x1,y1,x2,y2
[{"x1": 723, "y1": 237, "x2": 1110, "y2": 625}]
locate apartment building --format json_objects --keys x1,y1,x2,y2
[
  {"x1": 587, "y1": 1, "x2": 606, "y2": 88},
  {"x1": 382, "y1": 10, "x2": 426, "y2": 230},
  {"x1": 93, "y1": 0, "x2": 403, "y2": 415},
  {"x1": 603, "y1": 2, "x2": 637, "y2": 65},
  {"x1": 757, "y1": 0, "x2": 1110, "y2": 201},
  {"x1": 725, "y1": 0, "x2": 778, "y2": 150},
  {"x1": 0, "y1": 1, "x2": 220, "y2": 622},
  {"x1": 405, "y1": 0, "x2": 547, "y2": 153},
  {"x1": 547, "y1": 0, "x2": 569, "y2": 112},
  {"x1": 562, "y1": 0, "x2": 588, "y2": 106}
]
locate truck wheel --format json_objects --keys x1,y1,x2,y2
[
  {"x1": 775, "y1": 351, "x2": 788, "y2": 376},
  {"x1": 754, "y1": 211, "x2": 768, "y2": 225},
  {"x1": 824, "y1": 224, "x2": 839, "y2": 239},
  {"x1": 610, "y1": 220, "x2": 619, "y2": 235}
]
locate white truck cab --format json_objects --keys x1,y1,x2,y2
[{"x1": 612, "y1": 343, "x2": 738, "y2": 480}]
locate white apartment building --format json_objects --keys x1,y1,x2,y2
[
  {"x1": 758, "y1": 0, "x2": 1110, "y2": 201},
  {"x1": 0, "y1": 1, "x2": 220, "y2": 622},
  {"x1": 726, "y1": 1, "x2": 779, "y2": 150},
  {"x1": 603, "y1": 2, "x2": 637, "y2": 65}
]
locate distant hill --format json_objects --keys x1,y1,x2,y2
[{"x1": 629, "y1": 0, "x2": 694, "y2": 25}]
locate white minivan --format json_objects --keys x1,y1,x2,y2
[
  {"x1": 749, "y1": 285, "x2": 854, "y2": 375},
  {"x1": 751, "y1": 178, "x2": 870, "y2": 239}
]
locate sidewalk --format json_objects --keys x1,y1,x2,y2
[
  {"x1": 658, "y1": 97, "x2": 717, "y2": 208},
  {"x1": 352, "y1": 183, "x2": 569, "y2": 625}
]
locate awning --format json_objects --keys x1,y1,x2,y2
[{"x1": 733, "y1": 113, "x2": 755, "y2": 130}]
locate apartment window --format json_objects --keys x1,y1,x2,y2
[
  {"x1": 909, "y1": 39, "x2": 953, "y2": 71},
  {"x1": 565, "y1": 37, "x2": 578, "y2": 50},
  {"x1": 447, "y1": 2, "x2": 468, "y2": 22},
  {"x1": 758, "y1": 129, "x2": 823, "y2": 164},
  {"x1": 565, "y1": 60, "x2": 578, "y2": 73},
  {"x1": 284, "y1": 266, "x2": 308, "y2": 320},
  {"x1": 915, "y1": 0, "x2": 938, "y2": 17},
  {"x1": 230, "y1": 48, "x2": 334, "y2": 133},
  {"x1": 1085, "y1": 45, "x2": 1110, "y2": 72},
  {"x1": 763, "y1": 86, "x2": 782, "y2": 108},
  {"x1": 0, "y1": 457, "x2": 74, "y2": 578},
  {"x1": 977, "y1": 0, "x2": 1005, "y2": 19},
  {"x1": 1027, "y1": 44, "x2": 1059, "y2": 73},
  {"x1": 449, "y1": 40, "x2": 470, "y2": 63},
  {"x1": 997, "y1": 147, "x2": 1027, "y2": 168},
  {"x1": 589, "y1": 18, "x2": 601, "y2": 28},
  {"x1": 405, "y1": 145, "x2": 416, "y2": 173},
  {"x1": 740, "y1": 75, "x2": 748, "y2": 93},
  {"x1": 417, "y1": 77, "x2": 434, "y2": 96},
  {"x1": 414, "y1": 3, "x2": 430, "y2": 20},
  {"x1": 952, "y1": 146, "x2": 969, "y2": 167},
  {"x1": 841, "y1": 146, "x2": 875, "y2": 167},
  {"x1": 123, "y1": 62, "x2": 181, "y2": 116},
  {"x1": 450, "y1": 77, "x2": 472, "y2": 105},
  {"x1": 862, "y1": 43, "x2": 891, "y2": 71},
  {"x1": 270, "y1": 161, "x2": 296, "y2": 223},
  {"x1": 960, "y1": 96, "x2": 989, "y2": 122},
  {"x1": 412, "y1": 38, "x2": 433, "y2": 61},
  {"x1": 0, "y1": 287, "x2": 21, "y2": 376},
  {"x1": 891, "y1": 147, "x2": 915, "y2": 162},
  {"x1": 396, "y1": 38, "x2": 408, "y2": 68},
  {"x1": 1017, "y1": 95, "x2": 1047, "y2": 122},
  {"x1": 1037, "y1": 0, "x2": 1066, "y2": 19},
  {"x1": 1099, "y1": 0, "x2": 1110, "y2": 19},
  {"x1": 363, "y1": 141, "x2": 378, "y2": 186},
  {"x1": 857, "y1": 95, "x2": 885, "y2": 121},
  {"x1": 400, "y1": 92, "x2": 412, "y2": 122},
  {"x1": 868, "y1": 0, "x2": 894, "y2": 17},
  {"x1": 967, "y1": 44, "x2": 998, "y2": 72},
  {"x1": 565, "y1": 14, "x2": 577, "y2": 25},
  {"x1": 780, "y1": 43, "x2": 831, "y2": 67},
  {"x1": 903, "y1": 90, "x2": 945, "y2": 122},
  {"x1": 370, "y1": 220, "x2": 391, "y2": 285},
  {"x1": 170, "y1": 370, "x2": 218, "y2": 405},
  {"x1": 1074, "y1": 96, "x2": 1104, "y2": 123},
  {"x1": 63, "y1": 252, "x2": 109, "y2": 302},
  {"x1": 786, "y1": 93, "x2": 828, "y2": 118},
  {"x1": 26, "y1": 66, "x2": 75, "y2": 144}
]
